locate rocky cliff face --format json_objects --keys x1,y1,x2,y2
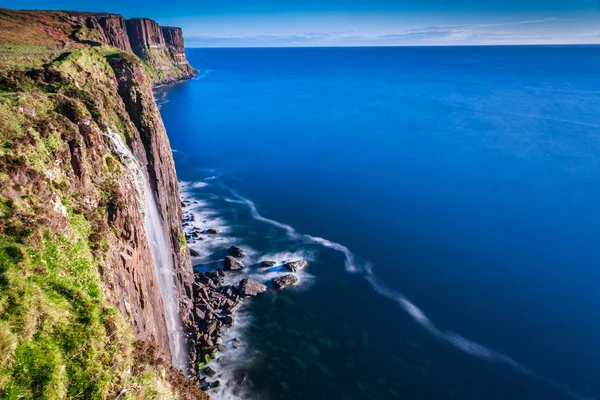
[
  {"x1": 0, "y1": 7, "x2": 204, "y2": 398},
  {"x1": 74, "y1": 13, "x2": 133, "y2": 52},
  {"x1": 125, "y1": 18, "x2": 196, "y2": 84},
  {"x1": 110, "y1": 54, "x2": 197, "y2": 352}
]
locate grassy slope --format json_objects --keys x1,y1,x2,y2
[{"x1": 0, "y1": 9, "x2": 206, "y2": 400}]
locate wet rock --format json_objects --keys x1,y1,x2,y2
[
  {"x1": 203, "y1": 366, "x2": 216, "y2": 378},
  {"x1": 261, "y1": 260, "x2": 277, "y2": 268},
  {"x1": 228, "y1": 246, "x2": 246, "y2": 258},
  {"x1": 273, "y1": 274, "x2": 299, "y2": 290},
  {"x1": 283, "y1": 259, "x2": 307, "y2": 272},
  {"x1": 224, "y1": 256, "x2": 244, "y2": 271},
  {"x1": 205, "y1": 228, "x2": 220, "y2": 235},
  {"x1": 222, "y1": 315, "x2": 234, "y2": 326},
  {"x1": 211, "y1": 380, "x2": 221, "y2": 388},
  {"x1": 194, "y1": 307, "x2": 206, "y2": 320},
  {"x1": 189, "y1": 248, "x2": 200, "y2": 257},
  {"x1": 238, "y1": 278, "x2": 267, "y2": 297},
  {"x1": 233, "y1": 337, "x2": 242, "y2": 349},
  {"x1": 199, "y1": 378, "x2": 210, "y2": 391}
]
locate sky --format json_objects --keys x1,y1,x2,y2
[{"x1": 5, "y1": 0, "x2": 600, "y2": 46}]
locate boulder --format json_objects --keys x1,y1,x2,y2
[
  {"x1": 203, "y1": 366, "x2": 217, "y2": 378},
  {"x1": 189, "y1": 248, "x2": 200, "y2": 257},
  {"x1": 273, "y1": 274, "x2": 299, "y2": 290},
  {"x1": 228, "y1": 246, "x2": 246, "y2": 258},
  {"x1": 238, "y1": 278, "x2": 267, "y2": 297},
  {"x1": 194, "y1": 307, "x2": 206, "y2": 320},
  {"x1": 205, "y1": 228, "x2": 220, "y2": 234},
  {"x1": 261, "y1": 260, "x2": 277, "y2": 268},
  {"x1": 224, "y1": 256, "x2": 243, "y2": 271},
  {"x1": 283, "y1": 259, "x2": 307, "y2": 272}
]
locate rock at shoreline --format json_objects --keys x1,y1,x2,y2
[
  {"x1": 224, "y1": 256, "x2": 244, "y2": 271},
  {"x1": 273, "y1": 274, "x2": 299, "y2": 290},
  {"x1": 261, "y1": 260, "x2": 277, "y2": 268},
  {"x1": 238, "y1": 278, "x2": 267, "y2": 297},
  {"x1": 203, "y1": 366, "x2": 216, "y2": 378},
  {"x1": 189, "y1": 248, "x2": 200, "y2": 257},
  {"x1": 283, "y1": 259, "x2": 307, "y2": 272},
  {"x1": 205, "y1": 228, "x2": 221, "y2": 235},
  {"x1": 228, "y1": 246, "x2": 246, "y2": 258}
]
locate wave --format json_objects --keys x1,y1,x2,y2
[{"x1": 225, "y1": 187, "x2": 593, "y2": 400}]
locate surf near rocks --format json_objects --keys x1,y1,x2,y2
[{"x1": 179, "y1": 181, "x2": 306, "y2": 394}]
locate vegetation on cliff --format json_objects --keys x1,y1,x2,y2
[{"x1": 0, "y1": 8, "x2": 205, "y2": 400}]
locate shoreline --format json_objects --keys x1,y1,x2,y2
[{"x1": 178, "y1": 180, "x2": 313, "y2": 396}]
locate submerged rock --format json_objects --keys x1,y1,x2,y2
[
  {"x1": 261, "y1": 260, "x2": 277, "y2": 268},
  {"x1": 224, "y1": 256, "x2": 244, "y2": 271},
  {"x1": 228, "y1": 246, "x2": 245, "y2": 258},
  {"x1": 238, "y1": 278, "x2": 267, "y2": 297},
  {"x1": 205, "y1": 228, "x2": 221, "y2": 235},
  {"x1": 283, "y1": 259, "x2": 307, "y2": 272},
  {"x1": 272, "y1": 274, "x2": 299, "y2": 290},
  {"x1": 189, "y1": 248, "x2": 200, "y2": 257}
]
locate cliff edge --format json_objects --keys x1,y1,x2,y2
[
  {"x1": 0, "y1": 7, "x2": 204, "y2": 399},
  {"x1": 0, "y1": 8, "x2": 197, "y2": 84}
]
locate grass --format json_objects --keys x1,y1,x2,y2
[{"x1": 0, "y1": 32, "x2": 207, "y2": 398}]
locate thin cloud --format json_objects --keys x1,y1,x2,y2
[{"x1": 185, "y1": 17, "x2": 598, "y2": 47}]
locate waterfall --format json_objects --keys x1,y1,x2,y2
[{"x1": 105, "y1": 129, "x2": 187, "y2": 372}]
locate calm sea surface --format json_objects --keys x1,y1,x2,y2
[{"x1": 158, "y1": 46, "x2": 600, "y2": 400}]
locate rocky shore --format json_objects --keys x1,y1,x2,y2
[{"x1": 179, "y1": 192, "x2": 307, "y2": 391}]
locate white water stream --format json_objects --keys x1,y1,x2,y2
[{"x1": 106, "y1": 130, "x2": 187, "y2": 372}]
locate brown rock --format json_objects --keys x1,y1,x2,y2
[
  {"x1": 261, "y1": 260, "x2": 277, "y2": 268},
  {"x1": 238, "y1": 278, "x2": 267, "y2": 297},
  {"x1": 224, "y1": 256, "x2": 244, "y2": 271},
  {"x1": 273, "y1": 274, "x2": 299, "y2": 290},
  {"x1": 283, "y1": 260, "x2": 308, "y2": 272}
]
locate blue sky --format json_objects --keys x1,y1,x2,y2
[{"x1": 6, "y1": 0, "x2": 600, "y2": 46}]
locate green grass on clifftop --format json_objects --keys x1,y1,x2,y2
[{"x1": 0, "y1": 13, "x2": 206, "y2": 398}]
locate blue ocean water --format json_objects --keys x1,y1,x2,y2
[{"x1": 158, "y1": 46, "x2": 600, "y2": 400}]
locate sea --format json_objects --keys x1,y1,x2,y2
[{"x1": 155, "y1": 46, "x2": 600, "y2": 400}]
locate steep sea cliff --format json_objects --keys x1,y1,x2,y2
[{"x1": 0, "y1": 8, "x2": 207, "y2": 398}]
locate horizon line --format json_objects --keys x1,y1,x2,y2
[{"x1": 186, "y1": 43, "x2": 600, "y2": 49}]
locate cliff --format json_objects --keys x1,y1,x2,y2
[
  {"x1": 0, "y1": 7, "x2": 204, "y2": 399},
  {"x1": 0, "y1": 8, "x2": 196, "y2": 84}
]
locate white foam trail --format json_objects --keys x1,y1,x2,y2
[
  {"x1": 227, "y1": 189, "x2": 593, "y2": 400},
  {"x1": 105, "y1": 130, "x2": 187, "y2": 372},
  {"x1": 225, "y1": 196, "x2": 297, "y2": 236}
]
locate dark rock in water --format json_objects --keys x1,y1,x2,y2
[
  {"x1": 211, "y1": 380, "x2": 221, "y2": 388},
  {"x1": 234, "y1": 371, "x2": 248, "y2": 385},
  {"x1": 224, "y1": 256, "x2": 244, "y2": 271},
  {"x1": 203, "y1": 366, "x2": 216, "y2": 377},
  {"x1": 199, "y1": 378, "x2": 210, "y2": 391},
  {"x1": 261, "y1": 260, "x2": 277, "y2": 268},
  {"x1": 273, "y1": 274, "x2": 299, "y2": 290},
  {"x1": 205, "y1": 228, "x2": 220, "y2": 234},
  {"x1": 228, "y1": 246, "x2": 246, "y2": 258},
  {"x1": 283, "y1": 259, "x2": 307, "y2": 272},
  {"x1": 221, "y1": 315, "x2": 233, "y2": 326},
  {"x1": 189, "y1": 248, "x2": 200, "y2": 257},
  {"x1": 238, "y1": 278, "x2": 267, "y2": 297}
]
